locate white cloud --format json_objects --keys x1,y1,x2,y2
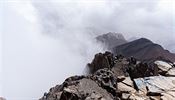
[{"x1": 1, "y1": 0, "x2": 174, "y2": 99}]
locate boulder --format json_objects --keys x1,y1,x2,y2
[
  {"x1": 40, "y1": 52, "x2": 175, "y2": 100},
  {"x1": 117, "y1": 77, "x2": 135, "y2": 94},
  {"x1": 87, "y1": 51, "x2": 114, "y2": 73},
  {"x1": 118, "y1": 82, "x2": 136, "y2": 94},
  {"x1": 117, "y1": 77, "x2": 136, "y2": 98},
  {"x1": 166, "y1": 68, "x2": 175, "y2": 76},
  {"x1": 121, "y1": 93, "x2": 130, "y2": 99},
  {"x1": 122, "y1": 77, "x2": 134, "y2": 87},
  {"x1": 112, "y1": 58, "x2": 129, "y2": 77},
  {"x1": 160, "y1": 91, "x2": 175, "y2": 100},
  {"x1": 154, "y1": 61, "x2": 172, "y2": 75},
  {"x1": 134, "y1": 76, "x2": 175, "y2": 98},
  {"x1": 40, "y1": 69, "x2": 116, "y2": 100},
  {"x1": 91, "y1": 68, "x2": 117, "y2": 97},
  {"x1": 127, "y1": 62, "x2": 158, "y2": 79}
]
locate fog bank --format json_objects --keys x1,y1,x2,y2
[{"x1": 1, "y1": 0, "x2": 175, "y2": 99}]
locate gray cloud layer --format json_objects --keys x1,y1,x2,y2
[
  {"x1": 34, "y1": 0, "x2": 174, "y2": 51},
  {"x1": 1, "y1": 0, "x2": 174, "y2": 99}
]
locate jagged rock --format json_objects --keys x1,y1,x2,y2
[
  {"x1": 149, "y1": 96, "x2": 160, "y2": 100},
  {"x1": 40, "y1": 51, "x2": 175, "y2": 100},
  {"x1": 118, "y1": 77, "x2": 136, "y2": 94},
  {"x1": 87, "y1": 51, "x2": 114, "y2": 73},
  {"x1": 112, "y1": 58, "x2": 129, "y2": 77},
  {"x1": 121, "y1": 93, "x2": 130, "y2": 99},
  {"x1": 60, "y1": 88, "x2": 79, "y2": 100},
  {"x1": 133, "y1": 78, "x2": 148, "y2": 94},
  {"x1": 121, "y1": 77, "x2": 134, "y2": 87},
  {"x1": 127, "y1": 62, "x2": 158, "y2": 79},
  {"x1": 118, "y1": 82, "x2": 136, "y2": 94},
  {"x1": 91, "y1": 68, "x2": 117, "y2": 97},
  {"x1": 154, "y1": 61, "x2": 172, "y2": 75},
  {"x1": 40, "y1": 69, "x2": 116, "y2": 100},
  {"x1": 117, "y1": 76, "x2": 126, "y2": 82},
  {"x1": 134, "y1": 76, "x2": 175, "y2": 98},
  {"x1": 166, "y1": 68, "x2": 175, "y2": 76},
  {"x1": 78, "y1": 78, "x2": 114, "y2": 100},
  {"x1": 160, "y1": 91, "x2": 175, "y2": 100},
  {"x1": 88, "y1": 51, "x2": 159, "y2": 79},
  {"x1": 128, "y1": 93, "x2": 150, "y2": 100}
]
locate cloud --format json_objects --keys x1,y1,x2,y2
[
  {"x1": 33, "y1": 0, "x2": 174, "y2": 51},
  {"x1": 2, "y1": 1, "x2": 104, "y2": 99},
  {"x1": 1, "y1": 0, "x2": 174, "y2": 99}
]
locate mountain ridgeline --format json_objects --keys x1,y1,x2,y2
[
  {"x1": 40, "y1": 32, "x2": 175, "y2": 100},
  {"x1": 97, "y1": 32, "x2": 175, "y2": 63}
]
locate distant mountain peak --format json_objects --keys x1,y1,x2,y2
[
  {"x1": 104, "y1": 32, "x2": 126, "y2": 40},
  {"x1": 96, "y1": 32, "x2": 127, "y2": 49},
  {"x1": 136, "y1": 38, "x2": 153, "y2": 42}
]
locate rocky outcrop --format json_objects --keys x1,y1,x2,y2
[
  {"x1": 134, "y1": 76, "x2": 175, "y2": 99},
  {"x1": 154, "y1": 60, "x2": 175, "y2": 76},
  {"x1": 87, "y1": 51, "x2": 114, "y2": 73},
  {"x1": 166, "y1": 68, "x2": 175, "y2": 76},
  {"x1": 88, "y1": 52, "x2": 158, "y2": 79},
  {"x1": 40, "y1": 69, "x2": 117, "y2": 100},
  {"x1": 40, "y1": 51, "x2": 175, "y2": 100}
]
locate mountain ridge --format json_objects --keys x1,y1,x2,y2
[{"x1": 112, "y1": 37, "x2": 175, "y2": 63}]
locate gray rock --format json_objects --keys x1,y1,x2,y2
[
  {"x1": 161, "y1": 91, "x2": 175, "y2": 100},
  {"x1": 118, "y1": 82, "x2": 136, "y2": 94},
  {"x1": 121, "y1": 93, "x2": 130, "y2": 99},
  {"x1": 134, "y1": 76, "x2": 175, "y2": 97},
  {"x1": 166, "y1": 68, "x2": 175, "y2": 76},
  {"x1": 40, "y1": 69, "x2": 115, "y2": 100},
  {"x1": 154, "y1": 61, "x2": 172, "y2": 72}
]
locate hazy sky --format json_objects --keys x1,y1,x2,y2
[
  {"x1": 33, "y1": 0, "x2": 175, "y2": 51},
  {"x1": 0, "y1": 0, "x2": 175, "y2": 99}
]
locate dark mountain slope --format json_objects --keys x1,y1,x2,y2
[{"x1": 112, "y1": 38, "x2": 175, "y2": 62}]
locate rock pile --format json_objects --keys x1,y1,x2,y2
[
  {"x1": 40, "y1": 69, "x2": 117, "y2": 100},
  {"x1": 40, "y1": 52, "x2": 175, "y2": 100}
]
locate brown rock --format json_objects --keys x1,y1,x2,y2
[{"x1": 87, "y1": 51, "x2": 114, "y2": 73}]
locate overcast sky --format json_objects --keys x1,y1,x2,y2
[
  {"x1": 33, "y1": 0, "x2": 174, "y2": 51},
  {"x1": 0, "y1": 0, "x2": 175, "y2": 99}
]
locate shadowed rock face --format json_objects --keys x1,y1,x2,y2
[
  {"x1": 112, "y1": 38, "x2": 175, "y2": 63},
  {"x1": 96, "y1": 32, "x2": 127, "y2": 50},
  {"x1": 39, "y1": 69, "x2": 117, "y2": 100},
  {"x1": 40, "y1": 51, "x2": 175, "y2": 100},
  {"x1": 88, "y1": 52, "x2": 158, "y2": 79},
  {"x1": 87, "y1": 51, "x2": 114, "y2": 74},
  {"x1": 38, "y1": 30, "x2": 175, "y2": 100}
]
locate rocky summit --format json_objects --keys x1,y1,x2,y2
[
  {"x1": 40, "y1": 33, "x2": 175, "y2": 100},
  {"x1": 40, "y1": 51, "x2": 175, "y2": 100}
]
